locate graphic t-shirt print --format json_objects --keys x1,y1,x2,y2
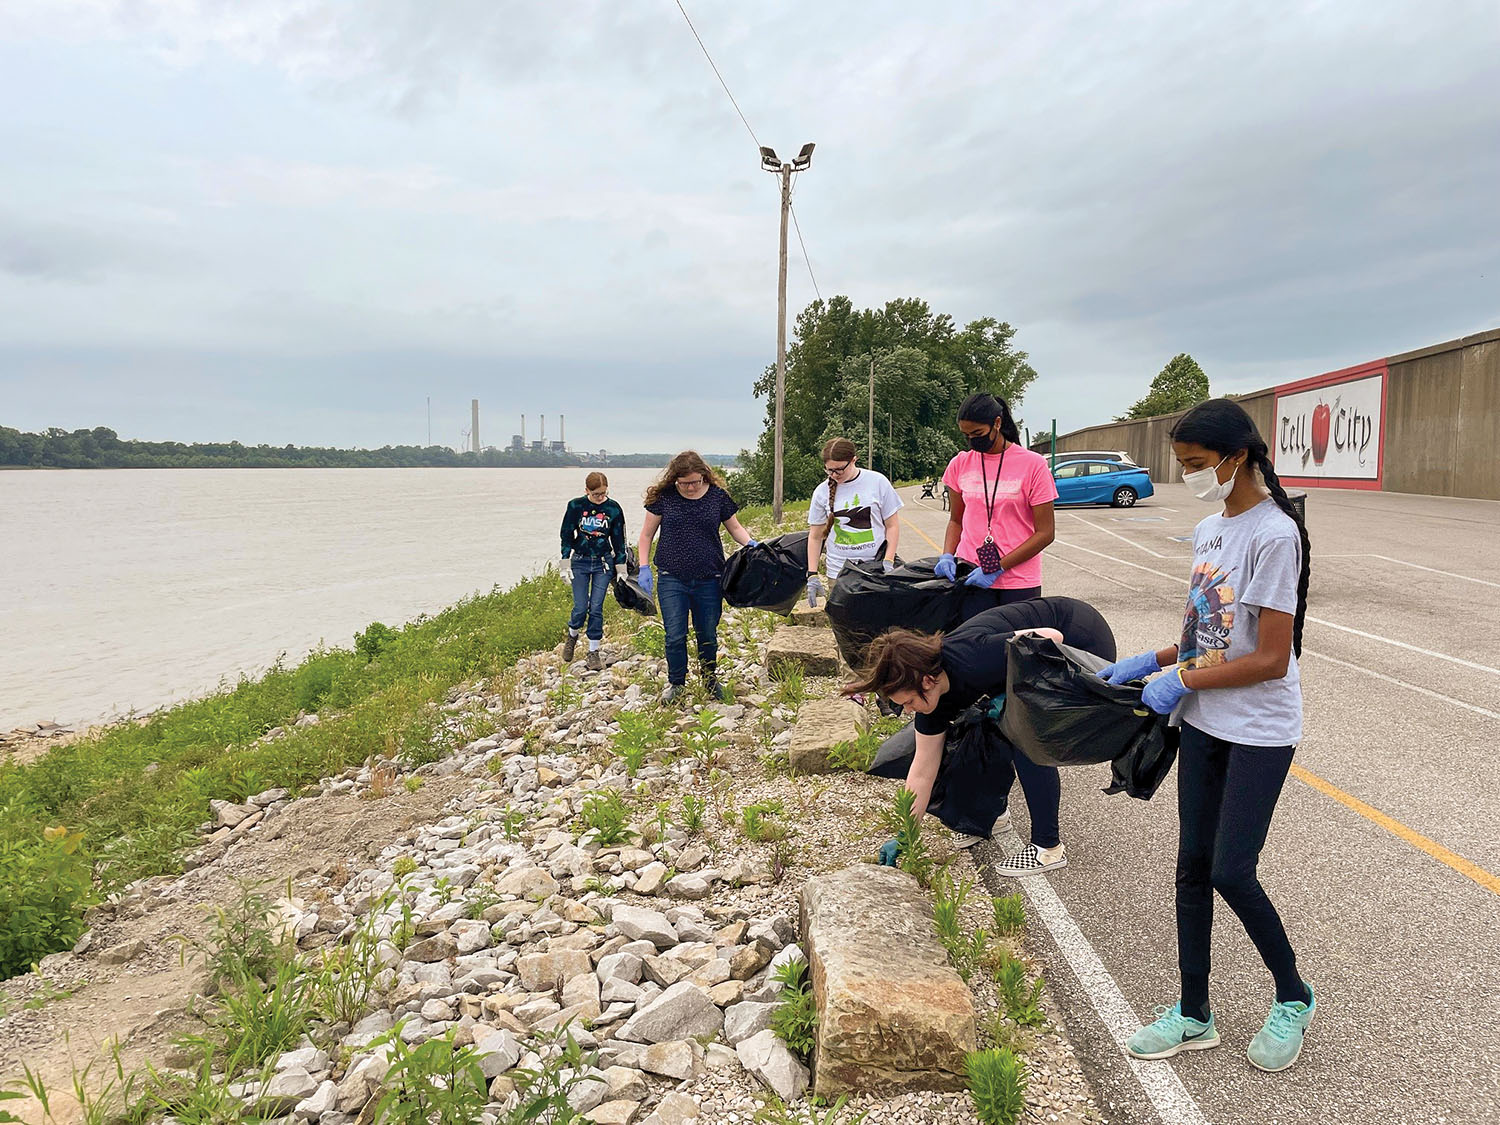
[
  {"x1": 831, "y1": 495, "x2": 876, "y2": 548},
  {"x1": 577, "y1": 509, "x2": 612, "y2": 546},
  {"x1": 1180, "y1": 555, "x2": 1236, "y2": 668}
]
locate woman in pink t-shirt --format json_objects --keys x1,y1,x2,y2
[{"x1": 937, "y1": 392, "x2": 1058, "y2": 602}]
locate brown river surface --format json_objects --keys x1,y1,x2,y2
[{"x1": 0, "y1": 467, "x2": 662, "y2": 730}]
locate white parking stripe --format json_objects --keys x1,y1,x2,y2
[
  {"x1": 1000, "y1": 833, "x2": 1211, "y2": 1125},
  {"x1": 1303, "y1": 650, "x2": 1500, "y2": 721},
  {"x1": 1319, "y1": 554, "x2": 1500, "y2": 590},
  {"x1": 1052, "y1": 537, "x2": 1500, "y2": 678}
]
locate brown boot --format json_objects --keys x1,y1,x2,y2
[
  {"x1": 586, "y1": 650, "x2": 603, "y2": 671},
  {"x1": 562, "y1": 633, "x2": 578, "y2": 662}
]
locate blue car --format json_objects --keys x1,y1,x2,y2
[{"x1": 1052, "y1": 459, "x2": 1154, "y2": 507}]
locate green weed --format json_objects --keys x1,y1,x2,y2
[
  {"x1": 612, "y1": 710, "x2": 669, "y2": 776},
  {"x1": 678, "y1": 792, "x2": 705, "y2": 836},
  {"x1": 931, "y1": 869, "x2": 988, "y2": 982},
  {"x1": 741, "y1": 800, "x2": 789, "y2": 843},
  {"x1": 770, "y1": 956, "x2": 817, "y2": 1058},
  {"x1": 965, "y1": 1047, "x2": 1027, "y2": 1125},
  {"x1": 878, "y1": 789, "x2": 934, "y2": 886},
  {"x1": 991, "y1": 894, "x2": 1025, "y2": 936},
  {"x1": 994, "y1": 951, "x2": 1047, "y2": 1028},
  {"x1": 177, "y1": 959, "x2": 312, "y2": 1076},
  {"x1": 503, "y1": 1025, "x2": 600, "y2": 1125},
  {"x1": 371, "y1": 1023, "x2": 489, "y2": 1125},
  {"x1": 680, "y1": 710, "x2": 728, "y2": 766},
  {"x1": 579, "y1": 790, "x2": 632, "y2": 846},
  {"x1": 754, "y1": 1094, "x2": 867, "y2": 1125},
  {"x1": 769, "y1": 661, "x2": 806, "y2": 710},
  {"x1": 392, "y1": 855, "x2": 419, "y2": 878}
]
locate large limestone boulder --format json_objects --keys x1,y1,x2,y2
[
  {"x1": 788, "y1": 698, "x2": 867, "y2": 775},
  {"x1": 788, "y1": 601, "x2": 828, "y2": 627},
  {"x1": 765, "y1": 626, "x2": 841, "y2": 678},
  {"x1": 800, "y1": 865, "x2": 976, "y2": 1096}
]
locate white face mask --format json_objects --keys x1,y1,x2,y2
[{"x1": 1182, "y1": 456, "x2": 1239, "y2": 502}]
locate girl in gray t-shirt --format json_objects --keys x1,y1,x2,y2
[{"x1": 1098, "y1": 399, "x2": 1317, "y2": 1076}]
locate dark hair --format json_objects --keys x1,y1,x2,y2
[
  {"x1": 958, "y1": 392, "x2": 1021, "y2": 445},
  {"x1": 820, "y1": 437, "x2": 858, "y2": 538},
  {"x1": 644, "y1": 450, "x2": 724, "y2": 507},
  {"x1": 843, "y1": 628, "x2": 944, "y2": 698},
  {"x1": 1170, "y1": 398, "x2": 1311, "y2": 656}
]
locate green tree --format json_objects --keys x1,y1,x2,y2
[
  {"x1": 730, "y1": 297, "x2": 1038, "y2": 503},
  {"x1": 1117, "y1": 354, "x2": 1209, "y2": 421}
]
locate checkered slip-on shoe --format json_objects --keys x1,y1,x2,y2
[{"x1": 996, "y1": 842, "x2": 1068, "y2": 877}]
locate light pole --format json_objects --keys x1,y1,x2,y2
[{"x1": 761, "y1": 142, "x2": 814, "y2": 524}]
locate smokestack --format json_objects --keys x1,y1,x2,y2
[
  {"x1": 471, "y1": 400, "x2": 480, "y2": 453},
  {"x1": 541, "y1": 415, "x2": 546, "y2": 443},
  {"x1": 560, "y1": 414, "x2": 565, "y2": 444},
  {"x1": 521, "y1": 414, "x2": 526, "y2": 443}
]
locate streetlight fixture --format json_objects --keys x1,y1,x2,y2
[{"x1": 762, "y1": 142, "x2": 815, "y2": 523}]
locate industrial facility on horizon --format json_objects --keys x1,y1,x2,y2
[{"x1": 462, "y1": 400, "x2": 614, "y2": 462}]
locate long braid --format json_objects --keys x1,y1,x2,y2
[{"x1": 1253, "y1": 446, "x2": 1311, "y2": 656}]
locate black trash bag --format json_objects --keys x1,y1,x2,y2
[
  {"x1": 868, "y1": 703, "x2": 1014, "y2": 837},
  {"x1": 1105, "y1": 722, "x2": 1180, "y2": 801},
  {"x1": 824, "y1": 556, "x2": 1010, "y2": 668},
  {"x1": 721, "y1": 532, "x2": 810, "y2": 615},
  {"x1": 1000, "y1": 634, "x2": 1177, "y2": 799},
  {"x1": 611, "y1": 546, "x2": 657, "y2": 617}
]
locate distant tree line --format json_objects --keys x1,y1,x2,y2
[
  {"x1": 0, "y1": 427, "x2": 731, "y2": 470},
  {"x1": 728, "y1": 295, "x2": 1039, "y2": 503}
]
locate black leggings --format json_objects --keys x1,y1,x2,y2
[{"x1": 1176, "y1": 722, "x2": 1303, "y2": 1016}]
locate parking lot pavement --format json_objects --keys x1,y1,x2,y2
[{"x1": 899, "y1": 483, "x2": 1500, "y2": 1125}]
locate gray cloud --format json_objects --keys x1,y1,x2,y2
[{"x1": 1, "y1": 0, "x2": 1496, "y2": 449}]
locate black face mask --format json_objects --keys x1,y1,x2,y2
[{"x1": 967, "y1": 427, "x2": 995, "y2": 453}]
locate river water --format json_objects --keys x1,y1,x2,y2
[{"x1": 0, "y1": 467, "x2": 664, "y2": 731}]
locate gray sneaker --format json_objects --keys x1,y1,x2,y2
[
  {"x1": 586, "y1": 650, "x2": 603, "y2": 672},
  {"x1": 561, "y1": 634, "x2": 578, "y2": 663},
  {"x1": 662, "y1": 684, "x2": 686, "y2": 706}
]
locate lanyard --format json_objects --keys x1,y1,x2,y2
[{"x1": 978, "y1": 442, "x2": 1009, "y2": 537}]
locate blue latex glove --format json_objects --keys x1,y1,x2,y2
[
  {"x1": 963, "y1": 565, "x2": 1001, "y2": 587},
  {"x1": 882, "y1": 559, "x2": 896, "y2": 574},
  {"x1": 746, "y1": 539, "x2": 759, "y2": 548},
  {"x1": 639, "y1": 563, "x2": 653, "y2": 596},
  {"x1": 1098, "y1": 650, "x2": 1161, "y2": 685},
  {"x1": 877, "y1": 839, "x2": 901, "y2": 867},
  {"x1": 1142, "y1": 667, "x2": 1193, "y2": 714},
  {"x1": 806, "y1": 575, "x2": 823, "y2": 608},
  {"x1": 934, "y1": 553, "x2": 958, "y2": 582}
]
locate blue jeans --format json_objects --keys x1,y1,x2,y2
[
  {"x1": 657, "y1": 572, "x2": 723, "y2": 685},
  {"x1": 568, "y1": 557, "x2": 610, "y2": 641}
]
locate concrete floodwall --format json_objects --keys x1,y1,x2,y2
[{"x1": 1039, "y1": 328, "x2": 1500, "y2": 500}]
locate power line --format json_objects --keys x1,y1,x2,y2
[
  {"x1": 672, "y1": 0, "x2": 760, "y2": 149},
  {"x1": 789, "y1": 202, "x2": 822, "y2": 303},
  {"x1": 671, "y1": 0, "x2": 823, "y2": 301}
]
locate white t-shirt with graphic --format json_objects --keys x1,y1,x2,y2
[
  {"x1": 807, "y1": 469, "x2": 904, "y2": 579},
  {"x1": 1175, "y1": 497, "x2": 1303, "y2": 746}
]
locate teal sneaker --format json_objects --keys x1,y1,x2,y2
[
  {"x1": 1247, "y1": 985, "x2": 1316, "y2": 1072},
  {"x1": 1126, "y1": 1003, "x2": 1220, "y2": 1059}
]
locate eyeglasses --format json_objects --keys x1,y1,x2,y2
[
  {"x1": 676, "y1": 477, "x2": 706, "y2": 489},
  {"x1": 587, "y1": 490, "x2": 608, "y2": 500},
  {"x1": 825, "y1": 461, "x2": 851, "y2": 478}
]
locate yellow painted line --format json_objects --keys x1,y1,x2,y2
[
  {"x1": 1289, "y1": 764, "x2": 1500, "y2": 897},
  {"x1": 906, "y1": 517, "x2": 944, "y2": 553}
]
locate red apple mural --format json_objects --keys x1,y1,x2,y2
[{"x1": 1311, "y1": 401, "x2": 1331, "y2": 465}]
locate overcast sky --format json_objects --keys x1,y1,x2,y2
[{"x1": 1, "y1": 1, "x2": 1497, "y2": 455}]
